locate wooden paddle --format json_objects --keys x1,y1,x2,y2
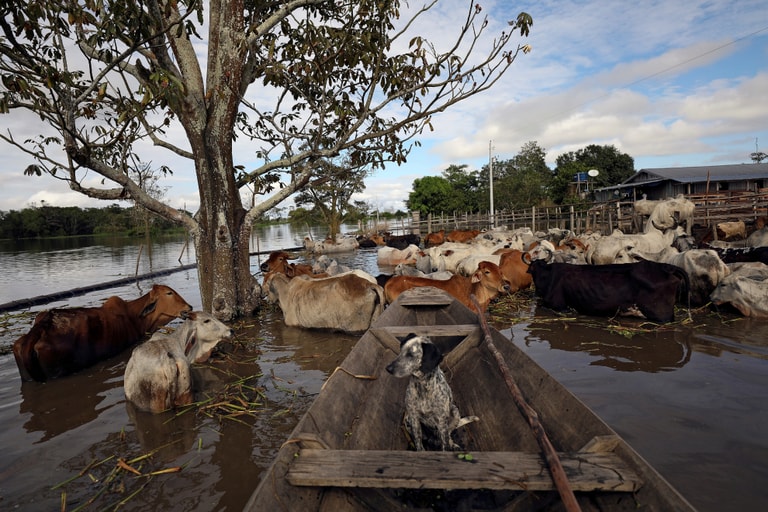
[{"x1": 471, "y1": 294, "x2": 582, "y2": 512}]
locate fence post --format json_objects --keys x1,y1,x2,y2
[{"x1": 531, "y1": 206, "x2": 536, "y2": 232}]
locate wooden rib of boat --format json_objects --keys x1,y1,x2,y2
[{"x1": 244, "y1": 287, "x2": 696, "y2": 511}]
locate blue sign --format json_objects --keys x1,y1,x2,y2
[{"x1": 574, "y1": 172, "x2": 588, "y2": 182}]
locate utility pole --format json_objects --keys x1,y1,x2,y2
[{"x1": 489, "y1": 140, "x2": 495, "y2": 228}]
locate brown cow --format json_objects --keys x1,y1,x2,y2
[
  {"x1": 384, "y1": 260, "x2": 511, "y2": 312},
  {"x1": 496, "y1": 249, "x2": 533, "y2": 292},
  {"x1": 259, "y1": 251, "x2": 327, "y2": 278},
  {"x1": 13, "y1": 284, "x2": 193, "y2": 382},
  {"x1": 423, "y1": 230, "x2": 445, "y2": 248},
  {"x1": 446, "y1": 229, "x2": 480, "y2": 243}
]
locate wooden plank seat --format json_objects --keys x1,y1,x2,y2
[{"x1": 286, "y1": 448, "x2": 644, "y2": 493}]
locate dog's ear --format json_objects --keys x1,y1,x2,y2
[
  {"x1": 420, "y1": 342, "x2": 443, "y2": 373},
  {"x1": 401, "y1": 333, "x2": 418, "y2": 346}
]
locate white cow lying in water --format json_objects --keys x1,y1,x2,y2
[
  {"x1": 124, "y1": 311, "x2": 234, "y2": 413},
  {"x1": 710, "y1": 262, "x2": 768, "y2": 318}
]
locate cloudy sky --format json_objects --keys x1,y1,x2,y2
[{"x1": 1, "y1": 0, "x2": 767, "y2": 213}]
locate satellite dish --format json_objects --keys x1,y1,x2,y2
[{"x1": 587, "y1": 169, "x2": 599, "y2": 177}]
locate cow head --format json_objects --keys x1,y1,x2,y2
[
  {"x1": 140, "y1": 284, "x2": 193, "y2": 329},
  {"x1": 260, "y1": 251, "x2": 295, "y2": 273},
  {"x1": 472, "y1": 261, "x2": 512, "y2": 294},
  {"x1": 527, "y1": 240, "x2": 556, "y2": 263},
  {"x1": 181, "y1": 311, "x2": 234, "y2": 363}
]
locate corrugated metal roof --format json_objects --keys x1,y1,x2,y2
[{"x1": 622, "y1": 163, "x2": 768, "y2": 184}]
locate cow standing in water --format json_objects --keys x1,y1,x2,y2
[
  {"x1": 13, "y1": 284, "x2": 193, "y2": 382},
  {"x1": 124, "y1": 311, "x2": 234, "y2": 413},
  {"x1": 527, "y1": 259, "x2": 688, "y2": 323}
]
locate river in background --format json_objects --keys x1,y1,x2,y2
[{"x1": 0, "y1": 224, "x2": 767, "y2": 511}]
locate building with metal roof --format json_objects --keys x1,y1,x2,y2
[{"x1": 594, "y1": 163, "x2": 768, "y2": 202}]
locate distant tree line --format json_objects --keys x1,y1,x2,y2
[
  {"x1": 0, "y1": 203, "x2": 188, "y2": 240},
  {"x1": 406, "y1": 142, "x2": 635, "y2": 215}
]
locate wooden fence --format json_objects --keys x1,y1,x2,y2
[{"x1": 379, "y1": 190, "x2": 768, "y2": 238}]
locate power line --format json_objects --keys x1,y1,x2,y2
[{"x1": 545, "y1": 25, "x2": 768, "y2": 122}]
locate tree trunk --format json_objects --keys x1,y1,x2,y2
[
  {"x1": 185, "y1": 3, "x2": 256, "y2": 321},
  {"x1": 193, "y1": 140, "x2": 261, "y2": 321}
]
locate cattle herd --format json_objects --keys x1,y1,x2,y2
[{"x1": 10, "y1": 196, "x2": 768, "y2": 414}]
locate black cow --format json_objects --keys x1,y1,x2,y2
[
  {"x1": 385, "y1": 233, "x2": 421, "y2": 250},
  {"x1": 707, "y1": 246, "x2": 768, "y2": 265},
  {"x1": 527, "y1": 259, "x2": 689, "y2": 323}
]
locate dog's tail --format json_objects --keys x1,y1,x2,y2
[{"x1": 457, "y1": 415, "x2": 479, "y2": 429}]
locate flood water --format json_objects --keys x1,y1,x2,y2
[{"x1": 0, "y1": 225, "x2": 767, "y2": 511}]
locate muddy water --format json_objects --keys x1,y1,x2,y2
[{"x1": 1, "y1": 239, "x2": 767, "y2": 511}]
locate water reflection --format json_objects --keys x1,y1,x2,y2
[
  {"x1": 524, "y1": 316, "x2": 692, "y2": 372},
  {"x1": 19, "y1": 356, "x2": 126, "y2": 442},
  {"x1": 692, "y1": 317, "x2": 768, "y2": 360},
  {"x1": 126, "y1": 401, "x2": 198, "y2": 462}
]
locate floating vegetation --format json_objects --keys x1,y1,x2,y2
[
  {"x1": 488, "y1": 290, "x2": 537, "y2": 325},
  {"x1": 52, "y1": 442, "x2": 192, "y2": 512}
]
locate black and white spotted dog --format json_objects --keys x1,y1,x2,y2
[{"x1": 386, "y1": 334, "x2": 479, "y2": 451}]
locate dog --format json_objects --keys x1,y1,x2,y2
[{"x1": 385, "y1": 334, "x2": 479, "y2": 451}]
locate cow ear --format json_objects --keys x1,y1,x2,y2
[
  {"x1": 420, "y1": 342, "x2": 443, "y2": 373},
  {"x1": 140, "y1": 300, "x2": 157, "y2": 317},
  {"x1": 522, "y1": 251, "x2": 532, "y2": 265},
  {"x1": 471, "y1": 271, "x2": 481, "y2": 284},
  {"x1": 184, "y1": 332, "x2": 197, "y2": 356},
  {"x1": 285, "y1": 264, "x2": 296, "y2": 278}
]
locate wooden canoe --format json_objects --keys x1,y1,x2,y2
[{"x1": 244, "y1": 287, "x2": 696, "y2": 511}]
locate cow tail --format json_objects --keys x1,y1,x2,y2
[
  {"x1": 671, "y1": 264, "x2": 692, "y2": 320},
  {"x1": 372, "y1": 285, "x2": 386, "y2": 322}
]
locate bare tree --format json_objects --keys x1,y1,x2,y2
[{"x1": 0, "y1": 1, "x2": 533, "y2": 319}]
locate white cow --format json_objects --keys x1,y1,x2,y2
[
  {"x1": 624, "y1": 247, "x2": 731, "y2": 306},
  {"x1": 634, "y1": 198, "x2": 660, "y2": 217},
  {"x1": 124, "y1": 312, "x2": 234, "y2": 413},
  {"x1": 476, "y1": 227, "x2": 531, "y2": 250},
  {"x1": 303, "y1": 236, "x2": 359, "y2": 253},
  {"x1": 716, "y1": 221, "x2": 747, "y2": 240},
  {"x1": 644, "y1": 195, "x2": 695, "y2": 235},
  {"x1": 420, "y1": 241, "x2": 504, "y2": 273},
  {"x1": 587, "y1": 226, "x2": 685, "y2": 265},
  {"x1": 526, "y1": 239, "x2": 587, "y2": 265},
  {"x1": 455, "y1": 254, "x2": 502, "y2": 277},
  {"x1": 710, "y1": 262, "x2": 768, "y2": 318},
  {"x1": 263, "y1": 272, "x2": 385, "y2": 333},
  {"x1": 377, "y1": 244, "x2": 421, "y2": 266},
  {"x1": 312, "y1": 255, "x2": 352, "y2": 276},
  {"x1": 393, "y1": 262, "x2": 452, "y2": 280}
]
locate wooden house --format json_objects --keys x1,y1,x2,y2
[{"x1": 594, "y1": 163, "x2": 768, "y2": 202}]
